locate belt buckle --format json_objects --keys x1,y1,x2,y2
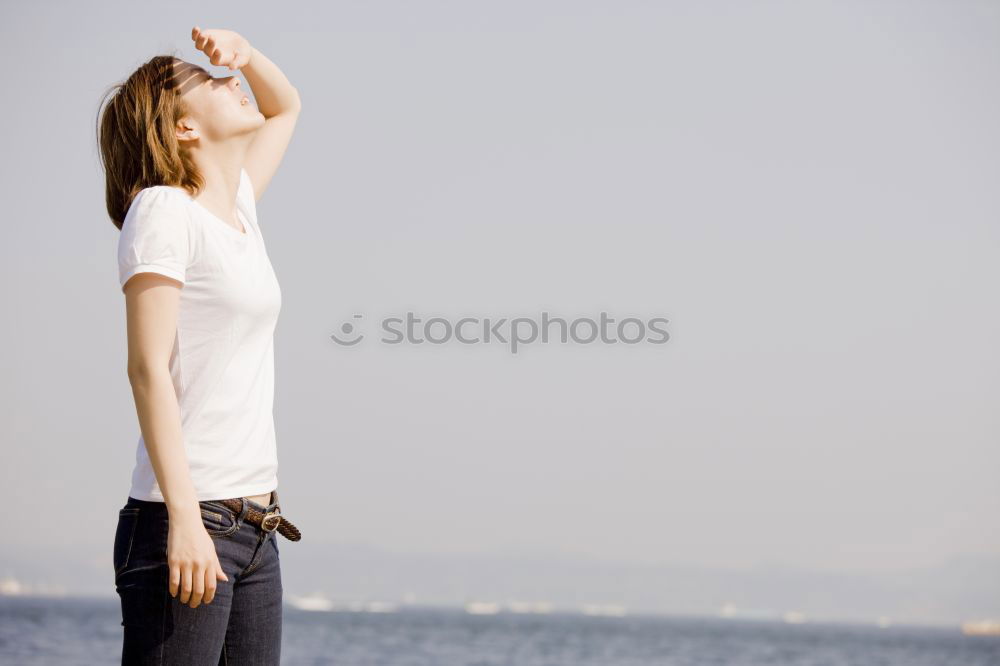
[{"x1": 261, "y1": 509, "x2": 281, "y2": 533}]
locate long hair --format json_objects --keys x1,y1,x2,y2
[{"x1": 96, "y1": 53, "x2": 204, "y2": 229}]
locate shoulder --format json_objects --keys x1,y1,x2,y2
[
  {"x1": 237, "y1": 167, "x2": 260, "y2": 227},
  {"x1": 236, "y1": 167, "x2": 257, "y2": 209},
  {"x1": 118, "y1": 185, "x2": 194, "y2": 255},
  {"x1": 124, "y1": 185, "x2": 193, "y2": 229},
  {"x1": 117, "y1": 186, "x2": 194, "y2": 292}
]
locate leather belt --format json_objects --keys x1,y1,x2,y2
[{"x1": 216, "y1": 491, "x2": 302, "y2": 541}]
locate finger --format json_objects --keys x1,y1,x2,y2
[
  {"x1": 203, "y1": 567, "x2": 217, "y2": 605},
  {"x1": 180, "y1": 566, "x2": 192, "y2": 604},
  {"x1": 217, "y1": 561, "x2": 229, "y2": 582},
  {"x1": 169, "y1": 563, "x2": 180, "y2": 598},
  {"x1": 189, "y1": 565, "x2": 205, "y2": 608}
]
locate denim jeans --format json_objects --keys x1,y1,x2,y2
[{"x1": 113, "y1": 491, "x2": 283, "y2": 664}]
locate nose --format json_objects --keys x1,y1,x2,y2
[{"x1": 228, "y1": 77, "x2": 240, "y2": 91}]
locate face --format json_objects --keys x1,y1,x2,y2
[{"x1": 171, "y1": 59, "x2": 264, "y2": 144}]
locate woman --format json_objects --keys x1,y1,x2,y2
[{"x1": 97, "y1": 27, "x2": 301, "y2": 664}]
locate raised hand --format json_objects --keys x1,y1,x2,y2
[{"x1": 191, "y1": 26, "x2": 252, "y2": 71}]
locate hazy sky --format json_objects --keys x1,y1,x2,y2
[{"x1": 2, "y1": 0, "x2": 998, "y2": 606}]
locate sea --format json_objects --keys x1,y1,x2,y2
[{"x1": 1, "y1": 595, "x2": 998, "y2": 665}]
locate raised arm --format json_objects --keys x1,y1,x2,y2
[{"x1": 190, "y1": 26, "x2": 302, "y2": 202}]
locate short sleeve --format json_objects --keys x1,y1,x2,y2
[{"x1": 117, "y1": 186, "x2": 191, "y2": 293}]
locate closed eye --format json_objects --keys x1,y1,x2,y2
[{"x1": 172, "y1": 62, "x2": 214, "y2": 95}]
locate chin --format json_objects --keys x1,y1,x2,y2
[{"x1": 233, "y1": 115, "x2": 266, "y2": 135}]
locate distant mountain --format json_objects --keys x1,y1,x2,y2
[{"x1": 4, "y1": 542, "x2": 997, "y2": 626}]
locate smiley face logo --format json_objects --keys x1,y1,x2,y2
[{"x1": 330, "y1": 314, "x2": 365, "y2": 346}]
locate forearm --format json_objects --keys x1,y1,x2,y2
[
  {"x1": 127, "y1": 366, "x2": 200, "y2": 517},
  {"x1": 243, "y1": 45, "x2": 301, "y2": 118}
]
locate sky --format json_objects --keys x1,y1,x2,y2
[{"x1": 1, "y1": 0, "x2": 998, "y2": 623}]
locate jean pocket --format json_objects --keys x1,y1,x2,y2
[
  {"x1": 199, "y1": 501, "x2": 238, "y2": 537},
  {"x1": 113, "y1": 507, "x2": 141, "y2": 578}
]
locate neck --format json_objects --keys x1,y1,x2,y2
[{"x1": 189, "y1": 143, "x2": 250, "y2": 217}]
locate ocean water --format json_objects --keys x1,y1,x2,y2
[{"x1": 1, "y1": 596, "x2": 998, "y2": 665}]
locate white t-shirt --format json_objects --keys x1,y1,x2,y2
[{"x1": 117, "y1": 168, "x2": 283, "y2": 502}]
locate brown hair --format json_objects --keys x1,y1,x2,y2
[{"x1": 96, "y1": 52, "x2": 204, "y2": 229}]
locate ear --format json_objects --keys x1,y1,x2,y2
[{"x1": 176, "y1": 119, "x2": 200, "y2": 143}]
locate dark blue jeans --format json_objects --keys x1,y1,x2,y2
[{"x1": 113, "y1": 492, "x2": 283, "y2": 664}]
